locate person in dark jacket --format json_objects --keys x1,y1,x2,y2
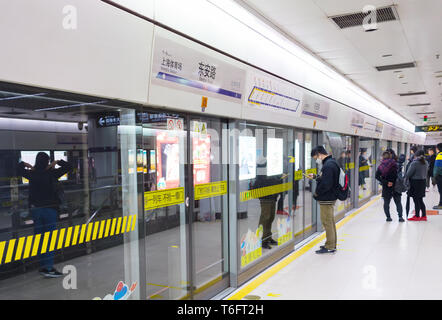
[
  {"x1": 17, "y1": 152, "x2": 72, "y2": 278},
  {"x1": 375, "y1": 151, "x2": 404, "y2": 222},
  {"x1": 406, "y1": 150, "x2": 429, "y2": 221},
  {"x1": 427, "y1": 147, "x2": 436, "y2": 189},
  {"x1": 253, "y1": 160, "x2": 281, "y2": 249},
  {"x1": 310, "y1": 146, "x2": 340, "y2": 254},
  {"x1": 359, "y1": 149, "x2": 368, "y2": 190},
  {"x1": 405, "y1": 146, "x2": 418, "y2": 216}
]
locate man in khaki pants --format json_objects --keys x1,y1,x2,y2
[{"x1": 310, "y1": 146, "x2": 340, "y2": 254}]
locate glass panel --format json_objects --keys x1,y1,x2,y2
[
  {"x1": 142, "y1": 111, "x2": 189, "y2": 300},
  {"x1": 345, "y1": 137, "x2": 355, "y2": 211},
  {"x1": 323, "y1": 132, "x2": 346, "y2": 218},
  {"x1": 376, "y1": 140, "x2": 389, "y2": 193},
  {"x1": 190, "y1": 117, "x2": 228, "y2": 295},
  {"x1": 359, "y1": 138, "x2": 375, "y2": 202},
  {"x1": 293, "y1": 131, "x2": 304, "y2": 244},
  {"x1": 238, "y1": 122, "x2": 293, "y2": 270},
  {"x1": 303, "y1": 131, "x2": 317, "y2": 238},
  {"x1": 0, "y1": 83, "x2": 141, "y2": 299}
]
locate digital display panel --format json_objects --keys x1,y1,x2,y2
[
  {"x1": 267, "y1": 138, "x2": 283, "y2": 176},
  {"x1": 54, "y1": 151, "x2": 68, "y2": 181},
  {"x1": 239, "y1": 136, "x2": 256, "y2": 181},
  {"x1": 20, "y1": 151, "x2": 50, "y2": 184}
]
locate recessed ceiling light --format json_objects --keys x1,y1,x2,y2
[
  {"x1": 382, "y1": 54, "x2": 393, "y2": 57},
  {"x1": 402, "y1": 82, "x2": 408, "y2": 84},
  {"x1": 398, "y1": 91, "x2": 427, "y2": 96},
  {"x1": 408, "y1": 103, "x2": 431, "y2": 107}
]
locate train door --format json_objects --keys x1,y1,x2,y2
[{"x1": 303, "y1": 131, "x2": 318, "y2": 239}]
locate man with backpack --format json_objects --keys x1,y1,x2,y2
[{"x1": 310, "y1": 146, "x2": 344, "y2": 254}]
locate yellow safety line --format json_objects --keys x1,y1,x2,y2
[
  {"x1": 57, "y1": 228, "x2": 66, "y2": 250},
  {"x1": 98, "y1": 220, "x2": 106, "y2": 239},
  {"x1": 228, "y1": 196, "x2": 381, "y2": 300},
  {"x1": 14, "y1": 237, "x2": 26, "y2": 261}
]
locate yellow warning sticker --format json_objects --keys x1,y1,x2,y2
[
  {"x1": 306, "y1": 168, "x2": 317, "y2": 175},
  {"x1": 359, "y1": 165, "x2": 370, "y2": 172},
  {"x1": 240, "y1": 182, "x2": 292, "y2": 202},
  {"x1": 144, "y1": 187, "x2": 185, "y2": 210},
  {"x1": 294, "y1": 170, "x2": 303, "y2": 181},
  {"x1": 241, "y1": 247, "x2": 262, "y2": 267},
  {"x1": 194, "y1": 181, "x2": 227, "y2": 200},
  {"x1": 277, "y1": 232, "x2": 293, "y2": 246}
]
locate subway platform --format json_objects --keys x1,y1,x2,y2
[{"x1": 227, "y1": 187, "x2": 442, "y2": 300}]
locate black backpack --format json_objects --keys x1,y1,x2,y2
[{"x1": 332, "y1": 161, "x2": 350, "y2": 201}]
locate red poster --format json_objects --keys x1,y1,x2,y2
[{"x1": 193, "y1": 135, "x2": 211, "y2": 185}]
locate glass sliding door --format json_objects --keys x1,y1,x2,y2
[
  {"x1": 358, "y1": 138, "x2": 376, "y2": 203},
  {"x1": 237, "y1": 121, "x2": 293, "y2": 271},
  {"x1": 142, "y1": 111, "x2": 189, "y2": 300},
  {"x1": 189, "y1": 116, "x2": 229, "y2": 299},
  {"x1": 323, "y1": 132, "x2": 355, "y2": 220},
  {"x1": 303, "y1": 131, "x2": 318, "y2": 238},
  {"x1": 293, "y1": 131, "x2": 304, "y2": 244}
]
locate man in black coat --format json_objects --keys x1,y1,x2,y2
[{"x1": 310, "y1": 146, "x2": 340, "y2": 254}]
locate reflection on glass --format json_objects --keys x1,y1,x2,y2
[
  {"x1": 359, "y1": 138, "x2": 375, "y2": 201},
  {"x1": 238, "y1": 123, "x2": 293, "y2": 270},
  {"x1": 0, "y1": 83, "x2": 141, "y2": 300}
]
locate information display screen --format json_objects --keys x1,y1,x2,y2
[
  {"x1": 54, "y1": 151, "x2": 68, "y2": 181},
  {"x1": 267, "y1": 138, "x2": 283, "y2": 176},
  {"x1": 20, "y1": 151, "x2": 50, "y2": 184},
  {"x1": 239, "y1": 136, "x2": 256, "y2": 181}
]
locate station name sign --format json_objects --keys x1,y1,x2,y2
[{"x1": 415, "y1": 125, "x2": 442, "y2": 132}]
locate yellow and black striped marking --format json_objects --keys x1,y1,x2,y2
[{"x1": 0, "y1": 214, "x2": 137, "y2": 265}]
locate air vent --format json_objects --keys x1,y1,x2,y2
[
  {"x1": 375, "y1": 62, "x2": 416, "y2": 71},
  {"x1": 408, "y1": 103, "x2": 431, "y2": 107},
  {"x1": 330, "y1": 6, "x2": 398, "y2": 29},
  {"x1": 398, "y1": 91, "x2": 427, "y2": 97}
]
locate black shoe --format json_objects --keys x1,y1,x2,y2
[
  {"x1": 40, "y1": 268, "x2": 63, "y2": 278},
  {"x1": 268, "y1": 239, "x2": 278, "y2": 245},
  {"x1": 262, "y1": 242, "x2": 272, "y2": 249},
  {"x1": 386, "y1": 217, "x2": 392, "y2": 222},
  {"x1": 315, "y1": 247, "x2": 336, "y2": 254},
  {"x1": 399, "y1": 217, "x2": 405, "y2": 222}
]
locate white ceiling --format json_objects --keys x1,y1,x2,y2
[{"x1": 240, "y1": 0, "x2": 442, "y2": 135}]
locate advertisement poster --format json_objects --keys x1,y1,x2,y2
[
  {"x1": 152, "y1": 36, "x2": 245, "y2": 103},
  {"x1": 149, "y1": 150, "x2": 156, "y2": 173},
  {"x1": 193, "y1": 135, "x2": 211, "y2": 185},
  {"x1": 156, "y1": 132, "x2": 180, "y2": 190},
  {"x1": 266, "y1": 138, "x2": 283, "y2": 176},
  {"x1": 239, "y1": 136, "x2": 256, "y2": 181}
]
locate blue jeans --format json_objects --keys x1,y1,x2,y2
[{"x1": 31, "y1": 207, "x2": 58, "y2": 270}]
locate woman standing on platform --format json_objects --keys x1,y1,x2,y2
[
  {"x1": 376, "y1": 151, "x2": 404, "y2": 222},
  {"x1": 406, "y1": 150, "x2": 429, "y2": 221}
]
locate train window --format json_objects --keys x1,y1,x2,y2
[{"x1": 0, "y1": 83, "x2": 142, "y2": 300}]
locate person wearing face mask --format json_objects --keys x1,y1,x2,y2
[{"x1": 310, "y1": 146, "x2": 340, "y2": 254}]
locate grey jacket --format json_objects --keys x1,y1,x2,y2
[{"x1": 406, "y1": 159, "x2": 429, "y2": 180}]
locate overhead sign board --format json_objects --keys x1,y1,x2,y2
[{"x1": 415, "y1": 125, "x2": 442, "y2": 132}]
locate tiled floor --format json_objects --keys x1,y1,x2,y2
[{"x1": 227, "y1": 186, "x2": 442, "y2": 300}]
